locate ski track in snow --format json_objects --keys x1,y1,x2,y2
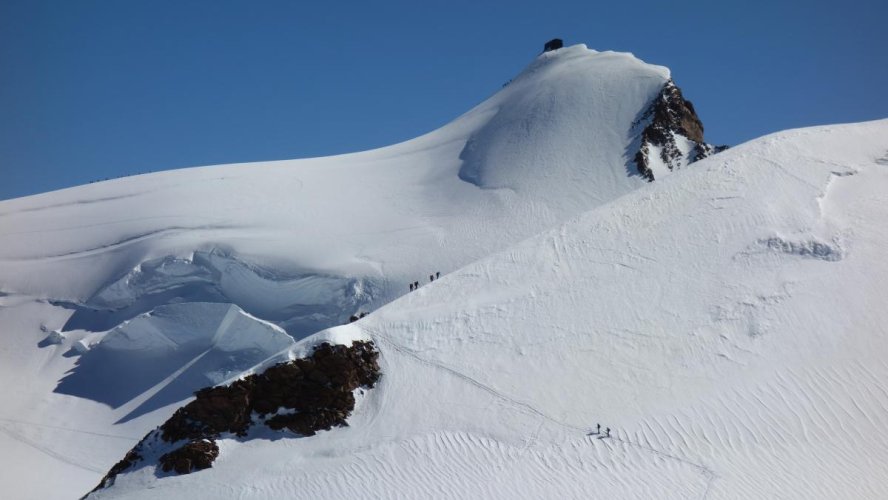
[
  {"x1": 0, "y1": 191, "x2": 153, "y2": 217},
  {"x1": 368, "y1": 326, "x2": 587, "y2": 432},
  {"x1": 0, "y1": 417, "x2": 139, "y2": 441},
  {"x1": 0, "y1": 422, "x2": 106, "y2": 474},
  {"x1": 0, "y1": 225, "x2": 244, "y2": 262},
  {"x1": 0, "y1": 214, "x2": 227, "y2": 237}
]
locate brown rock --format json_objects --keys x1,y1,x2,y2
[
  {"x1": 159, "y1": 440, "x2": 220, "y2": 474},
  {"x1": 633, "y1": 79, "x2": 727, "y2": 181},
  {"x1": 91, "y1": 340, "x2": 381, "y2": 494}
]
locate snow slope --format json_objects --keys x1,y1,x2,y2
[
  {"x1": 0, "y1": 44, "x2": 678, "y2": 499},
  {"x1": 94, "y1": 119, "x2": 888, "y2": 499},
  {"x1": 0, "y1": 44, "x2": 666, "y2": 324},
  {"x1": 2, "y1": 40, "x2": 885, "y2": 499},
  {"x1": 56, "y1": 303, "x2": 295, "y2": 422}
]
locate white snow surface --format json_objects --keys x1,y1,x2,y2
[
  {"x1": 1, "y1": 43, "x2": 887, "y2": 499},
  {"x1": 51, "y1": 302, "x2": 295, "y2": 423}
]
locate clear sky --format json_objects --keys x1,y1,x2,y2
[{"x1": 1, "y1": 0, "x2": 886, "y2": 200}]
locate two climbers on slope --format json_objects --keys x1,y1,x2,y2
[{"x1": 589, "y1": 423, "x2": 611, "y2": 438}]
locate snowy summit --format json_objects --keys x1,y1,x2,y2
[{"x1": 1, "y1": 43, "x2": 887, "y2": 500}]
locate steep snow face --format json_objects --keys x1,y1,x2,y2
[
  {"x1": 0, "y1": 44, "x2": 686, "y2": 499},
  {"x1": 94, "y1": 119, "x2": 888, "y2": 499},
  {"x1": 458, "y1": 45, "x2": 670, "y2": 202}
]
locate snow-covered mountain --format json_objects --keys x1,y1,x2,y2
[{"x1": 2, "y1": 43, "x2": 886, "y2": 499}]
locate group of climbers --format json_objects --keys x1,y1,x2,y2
[
  {"x1": 409, "y1": 271, "x2": 441, "y2": 292},
  {"x1": 348, "y1": 270, "x2": 444, "y2": 324},
  {"x1": 348, "y1": 312, "x2": 368, "y2": 323}
]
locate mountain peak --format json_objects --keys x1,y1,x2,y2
[{"x1": 455, "y1": 43, "x2": 679, "y2": 209}]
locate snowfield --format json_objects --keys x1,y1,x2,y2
[{"x1": 1, "y1": 44, "x2": 887, "y2": 499}]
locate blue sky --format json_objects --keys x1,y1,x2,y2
[{"x1": 1, "y1": 0, "x2": 886, "y2": 200}]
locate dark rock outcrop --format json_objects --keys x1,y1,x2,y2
[
  {"x1": 544, "y1": 38, "x2": 563, "y2": 52},
  {"x1": 633, "y1": 80, "x2": 728, "y2": 181},
  {"x1": 159, "y1": 439, "x2": 219, "y2": 474},
  {"x1": 93, "y1": 448, "x2": 143, "y2": 491},
  {"x1": 89, "y1": 340, "x2": 380, "y2": 495}
]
